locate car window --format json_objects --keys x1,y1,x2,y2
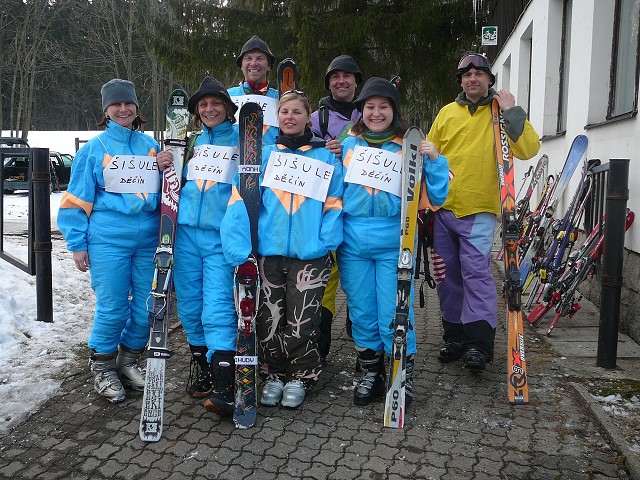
[
  {"x1": 4, "y1": 157, "x2": 28, "y2": 168},
  {"x1": 61, "y1": 154, "x2": 74, "y2": 168}
]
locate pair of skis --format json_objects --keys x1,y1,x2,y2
[
  {"x1": 139, "y1": 88, "x2": 189, "y2": 442},
  {"x1": 384, "y1": 127, "x2": 424, "y2": 428},
  {"x1": 233, "y1": 57, "x2": 298, "y2": 429},
  {"x1": 492, "y1": 100, "x2": 529, "y2": 405}
]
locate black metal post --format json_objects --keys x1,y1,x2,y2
[
  {"x1": 596, "y1": 158, "x2": 629, "y2": 368},
  {"x1": 31, "y1": 148, "x2": 54, "y2": 323}
]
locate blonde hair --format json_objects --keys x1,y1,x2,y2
[{"x1": 278, "y1": 90, "x2": 311, "y2": 116}]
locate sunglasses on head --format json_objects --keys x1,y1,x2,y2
[
  {"x1": 457, "y1": 53, "x2": 490, "y2": 70},
  {"x1": 280, "y1": 89, "x2": 308, "y2": 98}
]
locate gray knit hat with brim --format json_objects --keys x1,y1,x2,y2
[
  {"x1": 188, "y1": 76, "x2": 238, "y2": 116},
  {"x1": 324, "y1": 55, "x2": 364, "y2": 90},
  {"x1": 353, "y1": 77, "x2": 401, "y2": 114},
  {"x1": 235, "y1": 35, "x2": 276, "y2": 68},
  {"x1": 101, "y1": 79, "x2": 139, "y2": 112}
]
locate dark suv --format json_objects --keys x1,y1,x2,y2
[{"x1": 2, "y1": 141, "x2": 74, "y2": 194}]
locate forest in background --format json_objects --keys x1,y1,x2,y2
[{"x1": 1, "y1": 0, "x2": 488, "y2": 142}]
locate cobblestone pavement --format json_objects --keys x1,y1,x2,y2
[{"x1": 0, "y1": 274, "x2": 633, "y2": 479}]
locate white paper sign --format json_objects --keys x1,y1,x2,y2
[
  {"x1": 231, "y1": 95, "x2": 278, "y2": 126},
  {"x1": 345, "y1": 145, "x2": 402, "y2": 196},
  {"x1": 186, "y1": 144, "x2": 238, "y2": 184},
  {"x1": 262, "y1": 151, "x2": 334, "y2": 202},
  {"x1": 103, "y1": 155, "x2": 160, "y2": 193}
]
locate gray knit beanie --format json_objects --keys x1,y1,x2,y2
[{"x1": 101, "y1": 79, "x2": 139, "y2": 112}]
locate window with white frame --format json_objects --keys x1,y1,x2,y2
[
  {"x1": 558, "y1": 0, "x2": 572, "y2": 132},
  {"x1": 608, "y1": 0, "x2": 640, "y2": 118}
]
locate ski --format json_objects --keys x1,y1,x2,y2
[
  {"x1": 139, "y1": 88, "x2": 189, "y2": 442},
  {"x1": 492, "y1": 99, "x2": 528, "y2": 405},
  {"x1": 384, "y1": 126, "x2": 424, "y2": 428},
  {"x1": 516, "y1": 154, "x2": 548, "y2": 229},
  {"x1": 233, "y1": 102, "x2": 263, "y2": 429},
  {"x1": 537, "y1": 209, "x2": 634, "y2": 334},
  {"x1": 277, "y1": 58, "x2": 297, "y2": 97},
  {"x1": 519, "y1": 135, "x2": 588, "y2": 285}
]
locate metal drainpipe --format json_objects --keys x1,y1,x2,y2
[{"x1": 596, "y1": 158, "x2": 629, "y2": 368}]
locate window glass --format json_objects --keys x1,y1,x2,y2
[
  {"x1": 610, "y1": 0, "x2": 640, "y2": 117},
  {"x1": 558, "y1": 0, "x2": 572, "y2": 132}
]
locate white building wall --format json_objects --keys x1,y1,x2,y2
[
  {"x1": 492, "y1": 0, "x2": 639, "y2": 254},
  {"x1": 490, "y1": 0, "x2": 640, "y2": 342}
]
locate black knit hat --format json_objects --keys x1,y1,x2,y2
[
  {"x1": 187, "y1": 76, "x2": 238, "y2": 116},
  {"x1": 235, "y1": 35, "x2": 276, "y2": 68},
  {"x1": 353, "y1": 77, "x2": 401, "y2": 114},
  {"x1": 324, "y1": 55, "x2": 364, "y2": 90},
  {"x1": 455, "y1": 53, "x2": 495, "y2": 86},
  {"x1": 101, "y1": 79, "x2": 139, "y2": 112}
]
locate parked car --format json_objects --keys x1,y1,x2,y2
[
  {"x1": 0, "y1": 137, "x2": 29, "y2": 148},
  {"x1": 2, "y1": 151, "x2": 74, "y2": 194}
]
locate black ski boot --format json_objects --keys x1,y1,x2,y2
[
  {"x1": 353, "y1": 349, "x2": 385, "y2": 406},
  {"x1": 319, "y1": 306, "x2": 333, "y2": 363},
  {"x1": 203, "y1": 350, "x2": 235, "y2": 416},
  {"x1": 186, "y1": 344, "x2": 213, "y2": 398}
]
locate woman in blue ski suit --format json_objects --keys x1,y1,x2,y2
[
  {"x1": 338, "y1": 77, "x2": 450, "y2": 407},
  {"x1": 165, "y1": 77, "x2": 240, "y2": 417},
  {"x1": 59, "y1": 79, "x2": 173, "y2": 404},
  {"x1": 222, "y1": 91, "x2": 344, "y2": 409}
]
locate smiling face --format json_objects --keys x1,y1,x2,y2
[
  {"x1": 362, "y1": 96, "x2": 394, "y2": 133},
  {"x1": 278, "y1": 97, "x2": 311, "y2": 137},
  {"x1": 461, "y1": 67, "x2": 491, "y2": 103},
  {"x1": 197, "y1": 95, "x2": 228, "y2": 128},
  {"x1": 105, "y1": 102, "x2": 137, "y2": 129},
  {"x1": 240, "y1": 50, "x2": 271, "y2": 85},
  {"x1": 329, "y1": 70, "x2": 357, "y2": 103}
]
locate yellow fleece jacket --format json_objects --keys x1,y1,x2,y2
[{"x1": 428, "y1": 96, "x2": 540, "y2": 217}]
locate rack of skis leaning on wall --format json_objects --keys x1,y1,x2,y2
[{"x1": 521, "y1": 157, "x2": 631, "y2": 369}]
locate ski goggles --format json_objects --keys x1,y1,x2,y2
[
  {"x1": 457, "y1": 53, "x2": 491, "y2": 70},
  {"x1": 280, "y1": 89, "x2": 308, "y2": 99}
]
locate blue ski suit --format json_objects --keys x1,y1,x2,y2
[
  {"x1": 338, "y1": 134, "x2": 450, "y2": 356},
  {"x1": 58, "y1": 121, "x2": 161, "y2": 355},
  {"x1": 227, "y1": 82, "x2": 279, "y2": 146},
  {"x1": 221, "y1": 136, "x2": 344, "y2": 383},
  {"x1": 173, "y1": 120, "x2": 239, "y2": 360}
]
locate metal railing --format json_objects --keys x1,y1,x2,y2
[{"x1": 1, "y1": 147, "x2": 53, "y2": 322}]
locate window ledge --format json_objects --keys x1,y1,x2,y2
[
  {"x1": 585, "y1": 111, "x2": 637, "y2": 130},
  {"x1": 540, "y1": 131, "x2": 567, "y2": 142}
]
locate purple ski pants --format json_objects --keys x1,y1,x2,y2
[{"x1": 432, "y1": 209, "x2": 498, "y2": 329}]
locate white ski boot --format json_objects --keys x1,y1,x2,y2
[
  {"x1": 89, "y1": 351, "x2": 125, "y2": 403},
  {"x1": 116, "y1": 345, "x2": 146, "y2": 391}
]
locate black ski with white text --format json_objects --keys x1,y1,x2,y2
[
  {"x1": 139, "y1": 88, "x2": 189, "y2": 442},
  {"x1": 233, "y1": 102, "x2": 263, "y2": 429}
]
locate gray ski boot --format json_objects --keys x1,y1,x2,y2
[
  {"x1": 89, "y1": 351, "x2": 125, "y2": 403},
  {"x1": 116, "y1": 345, "x2": 146, "y2": 391}
]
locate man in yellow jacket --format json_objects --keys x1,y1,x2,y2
[{"x1": 427, "y1": 53, "x2": 540, "y2": 371}]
